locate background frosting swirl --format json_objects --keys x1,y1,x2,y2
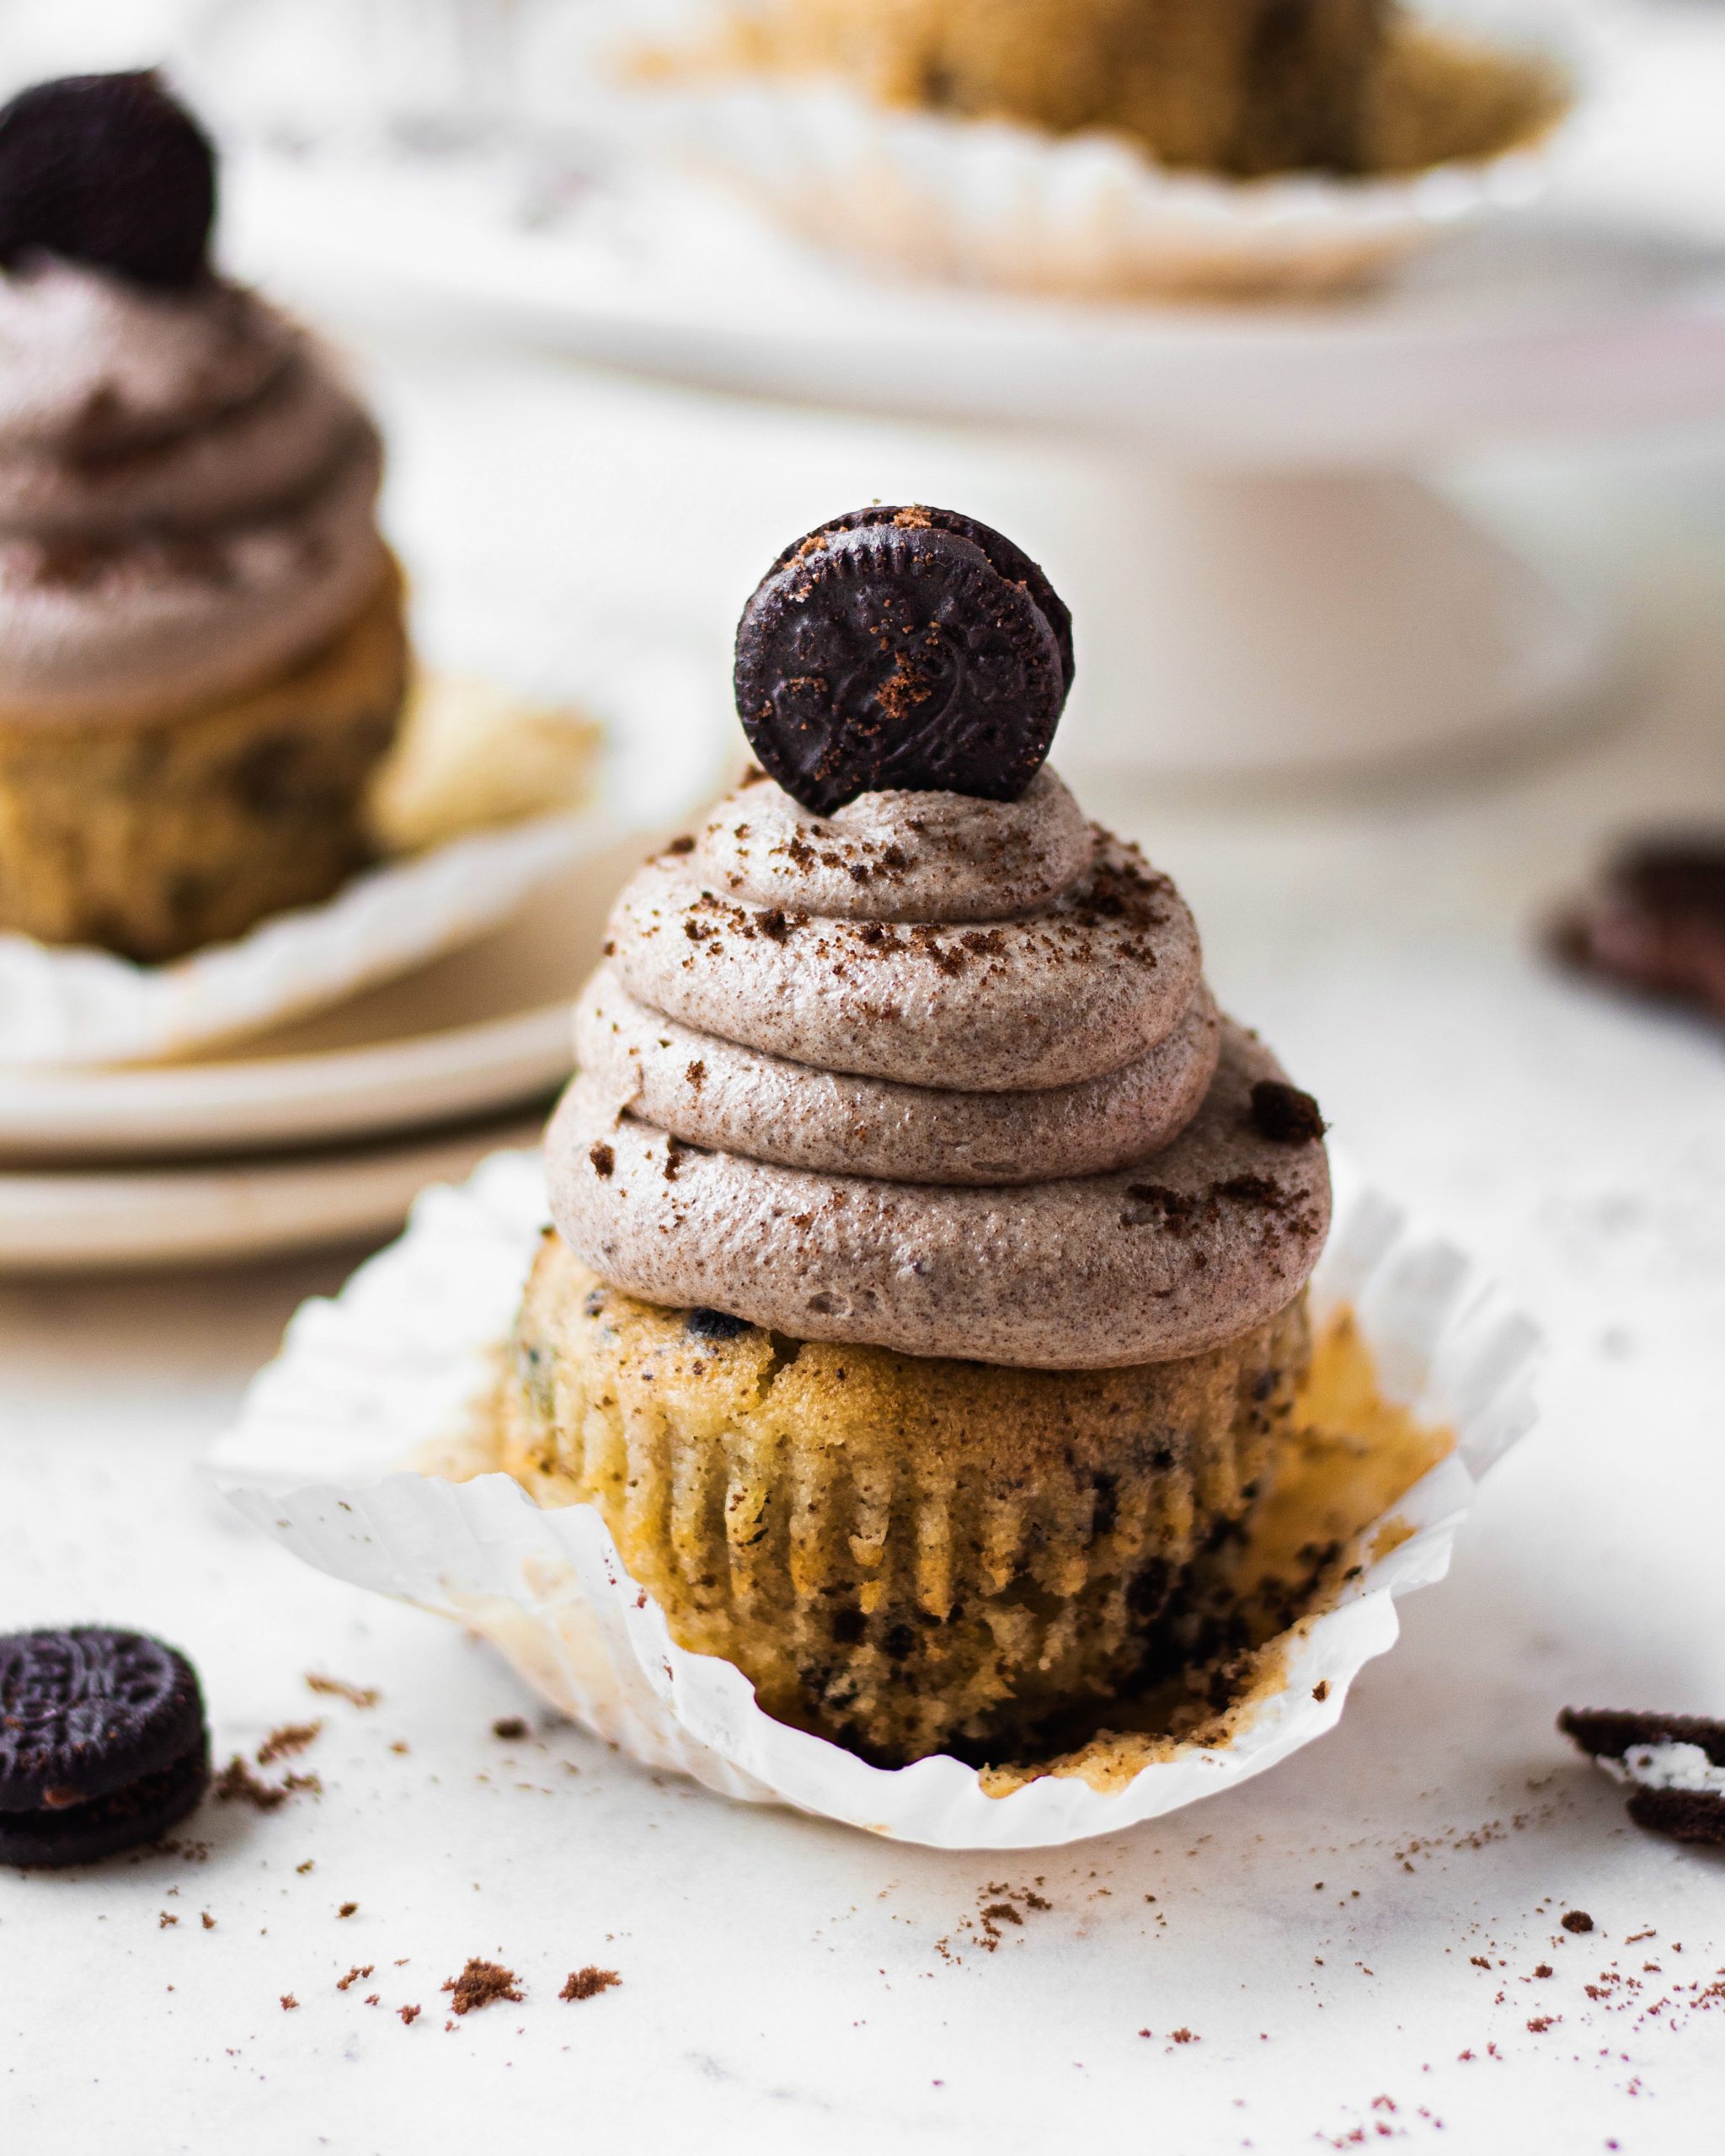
[{"x1": 0, "y1": 261, "x2": 388, "y2": 725}]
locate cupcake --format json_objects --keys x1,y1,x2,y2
[
  {"x1": 0, "y1": 73, "x2": 407, "y2": 963},
  {"x1": 713, "y1": 0, "x2": 1392, "y2": 179},
  {"x1": 498, "y1": 504, "x2": 1331, "y2": 1766},
  {"x1": 630, "y1": 0, "x2": 1571, "y2": 299}
]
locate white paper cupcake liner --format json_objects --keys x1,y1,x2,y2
[
  {"x1": 0, "y1": 809, "x2": 604, "y2": 1071},
  {"x1": 209, "y1": 1145, "x2": 1541, "y2": 1849}
]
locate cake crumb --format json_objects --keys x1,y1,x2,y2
[
  {"x1": 338, "y1": 1902, "x2": 358, "y2": 1919},
  {"x1": 492, "y1": 1716, "x2": 530, "y2": 1741},
  {"x1": 280, "y1": 1995, "x2": 299, "y2": 2012},
  {"x1": 1562, "y1": 1910, "x2": 1594, "y2": 1934},
  {"x1": 336, "y1": 1966, "x2": 375, "y2": 1993},
  {"x1": 442, "y1": 1959, "x2": 524, "y2": 2015},
  {"x1": 399, "y1": 2004, "x2": 421, "y2": 2025},
  {"x1": 561, "y1": 1967, "x2": 622, "y2": 2002},
  {"x1": 306, "y1": 1673, "x2": 379, "y2": 1708}
]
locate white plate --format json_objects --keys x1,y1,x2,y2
[
  {"x1": 229, "y1": 153, "x2": 1725, "y2": 464},
  {"x1": 0, "y1": 827, "x2": 651, "y2": 1163},
  {"x1": 0, "y1": 1115, "x2": 549, "y2": 1273}
]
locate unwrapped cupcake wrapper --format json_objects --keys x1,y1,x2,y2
[
  {"x1": 210, "y1": 1146, "x2": 1541, "y2": 1849},
  {"x1": 632, "y1": 77, "x2": 1560, "y2": 301}
]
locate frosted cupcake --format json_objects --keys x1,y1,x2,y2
[
  {"x1": 0, "y1": 73, "x2": 407, "y2": 962},
  {"x1": 631, "y1": 0, "x2": 1572, "y2": 299},
  {"x1": 499, "y1": 505, "x2": 1331, "y2": 1766}
]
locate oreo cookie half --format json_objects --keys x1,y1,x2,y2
[
  {"x1": 735, "y1": 505, "x2": 1071, "y2": 816},
  {"x1": 1560, "y1": 1706, "x2": 1725, "y2": 1847},
  {"x1": 0, "y1": 72, "x2": 216, "y2": 291},
  {"x1": 0, "y1": 1628, "x2": 211, "y2": 1869}
]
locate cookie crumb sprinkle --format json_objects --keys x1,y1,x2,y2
[{"x1": 441, "y1": 1959, "x2": 524, "y2": 2015}]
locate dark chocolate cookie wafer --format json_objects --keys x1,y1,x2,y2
[
  {"x1": 1549, "y1": 836, "x2": 1725, "y2": 1026},
  {"x1": 0, "y1": 1628, "x2": 210, "y2": 1869},
  {"x1": 736, "y1": 505, "x2": 1071, "y2": 815},
  {"x1": 0, "y1": 72, "x2": 216, "y2": 290},
  {"x1": 1560, "y1": 1706, "x2": 1725, "y2": 1849}
]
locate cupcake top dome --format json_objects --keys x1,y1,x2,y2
[
  {"x1": 550, "y1": 508, "x2": 1330, "y2": 1369},
  {"x1": 0, "y1": 72, "x2": 388, "y2": 728}
]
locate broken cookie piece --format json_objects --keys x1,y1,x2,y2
[{"x1": 1559, "y1": 1707, "x2": 1725, "y2": 1846}]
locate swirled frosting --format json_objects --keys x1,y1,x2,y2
[
  {"x1": 0, "y1": 260, "x2": 388, "y2": 725},
  {"x1": 549, "y1": 766, "x2": 1330, "y2": 1368}
]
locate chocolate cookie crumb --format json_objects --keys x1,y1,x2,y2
[
  {"x1": 338, "y1": 1901, "x2": 358, "y2": 1919},
  {"x1": 686, "y1": 1307, "x2": 750, "y2": 1342},
  {"x1": 441, "y1": 1959, "x2": 523, "y2": 2015},
  {"x1": 561, "y1": 1967, "x2": 622, "y2": 2002},
  {"x1": 399, "y1": 2004, "x2": 420, "y2": 2025},
  {"x1": 280, "y1": 1994, "x2": 299, "y2": 2011},
  {"x1": 589, "y1": 1143, "x2": 615, "y2": 1180},
  {"x1": 212, "y1": 1756, "x2": 286, "y2": 1812},
  {"x1": 491, "y1": 1716, "x2": 530, "y2": 1742},
  {"x1": 1561, "y1": 1910, "x2": 1594, "y2": 1934},
  {"x1": 1249, "y1": 1080, "x2": 1327, "y2": 1146}
]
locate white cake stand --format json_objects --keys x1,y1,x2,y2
[{"x1": 231, "y1": 154, "x2": 1725, "y2": 776}]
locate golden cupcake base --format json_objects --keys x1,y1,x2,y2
[
  {"x1": 0, "y1": 562, "x2": 408, "y2": 963},
  {"x1": 498, "y1": 1234, "x2": 1311, "y2": 1766}
]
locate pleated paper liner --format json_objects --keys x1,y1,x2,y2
[
  {"x1": 210, "y1": 1147, "x2": 1540, "y2": 1849},
  {"x1": 617, "y1": 13, "x2": 1578, "y2": 303}
]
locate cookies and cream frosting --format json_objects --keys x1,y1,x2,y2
[
  {"x1": 548, "y1": 766, "x2": 1331, "y2": 1369},
  {"x1": 0, "y1": 261, "x2": 387, "y2": 725}
]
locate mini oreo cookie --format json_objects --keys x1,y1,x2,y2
[
  {"x1": 0, "y1": 72, "x2": 216, "y2": 291},
  {"x1": 0, "y1": 1627, "x2": 210, "y2": 1869},
  {"x1": 1560, "y1": 1706, "x2": 1725, "y2": 1848},
  {"x1": 735, "y1": 505, "x2": 1071, "y2": 816}
]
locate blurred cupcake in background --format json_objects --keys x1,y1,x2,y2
[
  {"x1": 0, "y1": 72, "x2": 409, "y2": 963},
  {"x1": 626, "y1": 0, "x2": 1575, "y2": 299}
]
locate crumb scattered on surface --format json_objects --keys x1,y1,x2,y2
[
  {"x1": 336, "y1": 1966, "x2": 374, "y2": 1993},
  {"x1": 280, "y1": 1995, "x2": 299, "y2": 2012},
  {"x1": 306, "y1": 1674, "x2": 379, "y2": 1708},
  {"x1": 1562, "y1": 1910, "x2": 1594, "y2": 1935},
  {"x1": 561, "y1": 1967, "x2": 622, "y2": 2002},
  {"x1": 212, "y1": 1757, "x2": 288, "y2": 1811},
  {"x1": 257, "y1": 1722, "x2": 322, "y2": 1766},
  {"x1": 441, "y1": 1960, "x2": 523, "y2": 2015},
  {"x1": 338, "y1": 1903, "x2": 358, "y2": 1919},
  {"x1": 492, "y1": 1717, "x2": 530, "y2": 1742},
  {"x1": 399, "y1": 2004, "x2": 421, "y2": 2025}
]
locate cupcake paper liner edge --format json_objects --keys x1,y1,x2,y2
[
  {"x1": 623, "y1": 77, "x2": 1571, "y2": 302},
  {"x1": 208, "y1": 1145, "x2": 1543, "y2": 1850},
  {"x1": 0, "y1": 809, "x2": 602, "y2": 1069}
]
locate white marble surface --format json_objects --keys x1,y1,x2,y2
[{"x1": 3, "y1": 339, "x2": 1725, "y2": 2153}]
